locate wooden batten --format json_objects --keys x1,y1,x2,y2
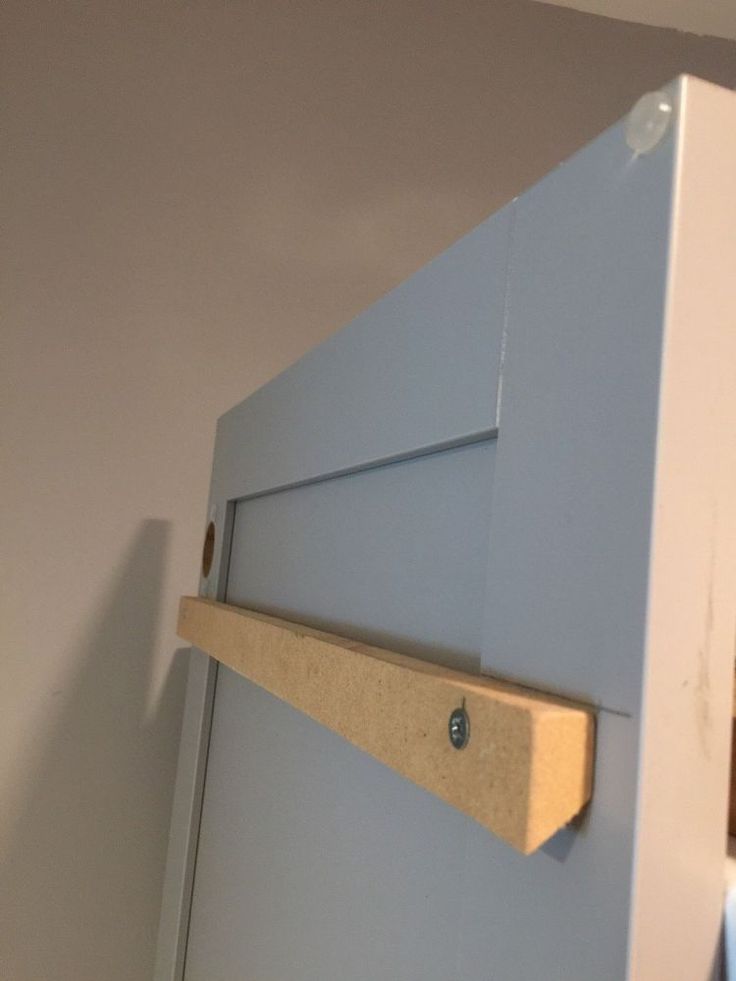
[{"x1": 177, "y1": 596, "x2": 595, "y2": 854}]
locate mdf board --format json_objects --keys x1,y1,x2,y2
[{"x1": 156, "y1": 76, "x2": 736, "y2": 981}]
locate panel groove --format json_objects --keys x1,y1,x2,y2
[{"x1": 233, "y1": 427, "x2": 498, "y2": 506}]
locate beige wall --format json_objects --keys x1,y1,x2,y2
[{"x1": 2, "y1": 2, "x2": 734, "y2": 978}]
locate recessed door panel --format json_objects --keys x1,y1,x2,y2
[
  {"x1": 184, "y1": 440, "x2": 635, "y2": 981},
  {"x1": 226, "y1": 440, "x2": 496, "y2": 672}
]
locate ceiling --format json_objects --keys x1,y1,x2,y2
[{"x1": 534, "y1": 0, "x2": 736, "y2": 40}]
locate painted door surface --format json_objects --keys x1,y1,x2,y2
[{"x1": 156, "y1": 77, "x2": 736, "y2": 981}]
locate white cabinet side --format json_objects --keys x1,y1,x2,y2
[{"x1": 628, "y1": 76, "x2": 736, "y2": 981}]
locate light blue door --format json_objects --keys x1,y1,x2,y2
[{"x1": 159, "y1": 76, "x2": 736, "y2": 981}]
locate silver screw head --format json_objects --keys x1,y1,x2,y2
[
  {"x1": 448, "y1": 707, "x2": 470, "y2": 750},
  {"x1": 626, "y1": 90, "x2": 674, "y2": 155}
]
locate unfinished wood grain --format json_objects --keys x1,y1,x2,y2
[{"x1": 177, "y1": 596, "x2": 594, "y2": 854}]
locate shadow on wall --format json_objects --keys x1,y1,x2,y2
[{"x1": 1, "y1": 520, "x2": 188, "y2": 981}]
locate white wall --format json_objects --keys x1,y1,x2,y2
[{"x1": 2, "y1": 2, "x2": 735, "y2": 978}]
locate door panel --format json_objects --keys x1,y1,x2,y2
[
  {"x1": 159, "y1": 77, "x2": 736, "y2": 981},
  {"x1": 185, "y1": 677, "x2": 634, "y2": 981},
  {"x1": 183, "y1": 673, "x2": 471, "y2": 981},
  {"x1": 226, "y1": 440, "x2": 496, "y2": 672},
  {"x1": 185, "y1": 438, "x2": 635, "y2": 981}
]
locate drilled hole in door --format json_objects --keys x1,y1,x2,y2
[{"x1": 202, "y1": 521, "x2": 215, "y2": 578}]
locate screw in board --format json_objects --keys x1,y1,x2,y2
[{"x1": 448, "y1": 705, "x2": 470, "y2": 750}]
